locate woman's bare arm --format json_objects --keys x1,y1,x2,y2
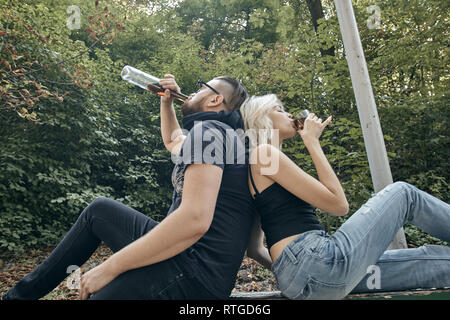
[
  {"x1": 246, "y1": 214, "x2": 272, "y2": 269},
  {"x1": 253, "y1": 115, "x2": 349, "y2": 216}
]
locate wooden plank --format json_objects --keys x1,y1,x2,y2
[
  {"x1": 345, "y1": 288, "x2": 450, "y2": 300},
  {"x1": 230, "y1": 291, "x2": 284, "y2": 300},
  {"x1": 230, "y1": 288, "x2": 450, "y2": 300}
]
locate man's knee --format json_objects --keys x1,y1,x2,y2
[
  {"x1": 82, "y1": 197, "x2": 116, "y2": 221},
  {"x1": 89, "y1": 196, "x2": 113, "y2": 208}
]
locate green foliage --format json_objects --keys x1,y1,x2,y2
[
  {"x1": 1, "y1": 0, "x2": 448, "y2": 255},
  {"x1": 0, "y1": 0, "x2": 173, "y2": 254}
]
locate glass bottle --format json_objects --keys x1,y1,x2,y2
[
  {"x1": 293, "y1": 109, "x2": 310, "y2": 130},
  {"x1": 121, "y1": 65, "x2": 188, "y2": 104}
]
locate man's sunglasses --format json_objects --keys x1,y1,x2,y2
[{"x1": 197, "y1": 80, "x2": 227, "y2": 106}]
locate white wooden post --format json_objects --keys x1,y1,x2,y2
[{"x1": 334, "y1": 0, "x2": 407, "y2": 249}]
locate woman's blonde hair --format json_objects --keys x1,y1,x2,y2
[{"x1": 240, "y1": 94, "x2": 284, "y2": 149}]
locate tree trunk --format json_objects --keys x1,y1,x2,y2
[{"x1": 305, "y1": 0, "x2": 335, "y2": 56}]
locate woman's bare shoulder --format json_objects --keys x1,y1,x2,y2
[{"x1": 249, "y1": 144, "x2": 289, "y2": 176}]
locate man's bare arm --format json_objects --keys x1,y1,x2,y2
[
  {"x1": 159, "y1": 75, "x2": 186, "y2": 154},
  {"x1": 107, "y1": 164, "x2": 222, "y2": 273},
  {"x1": 79, "y1": 164, "x2": 223, "y2": 298}
]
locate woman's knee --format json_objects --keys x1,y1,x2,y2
[
  {"x1": 378, "y1": 181, "x2": 411, "y2": 196},
  {"x1": 392, "y1": 181, "x2": 411, "y2": 189}
]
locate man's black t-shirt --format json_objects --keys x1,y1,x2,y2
[{"x1": 166, "y1": 110, "x2": 255, "y2": 299}]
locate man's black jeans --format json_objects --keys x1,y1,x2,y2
[{"x1": 2, "y1": 197, "x2": 211, "y2": 300}]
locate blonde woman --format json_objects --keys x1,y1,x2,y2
[{"x1": 242, "y1": 94, "x2": 450, "y2": 300}]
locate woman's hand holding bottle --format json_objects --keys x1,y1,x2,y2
[{"x1": 298, "y1": 113, "x2": 332, "y2": 145}]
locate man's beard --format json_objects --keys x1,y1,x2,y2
[{"x1": 181, "y1": 98, "x2": 206, "y2": 116}]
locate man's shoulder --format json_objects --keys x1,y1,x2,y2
[
  {"x1": 184, "y1": 119, "x2": 248, "y2": 165},
  {"x1": 188, "y1": 120, "x2": 244, "y2": 142},
  {"x1": 190, "y1": 119, "x2": 234, "y2": 131}
]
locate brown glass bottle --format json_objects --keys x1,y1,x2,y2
[{"x1": 293, "y1": 109, "x2": 310, "y2": 130}]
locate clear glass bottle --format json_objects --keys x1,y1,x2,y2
[{"x1": 121, "y1": 65, "x2": 188, "y2": 104}]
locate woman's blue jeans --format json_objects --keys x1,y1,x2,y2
[
  {"x1": 271, "y1": 182, "x2": 450, "y2": 300},
  {"x1": 2, "y1": 197, "x2": 211, "y2": 300}
]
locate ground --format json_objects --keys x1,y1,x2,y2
[{"x1": 0, "y1": 243, "x2": 277, "y2": 300}]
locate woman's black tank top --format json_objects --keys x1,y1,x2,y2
[{"x1": 249, "y1": 166, "x2": 324, "y2": 249}]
